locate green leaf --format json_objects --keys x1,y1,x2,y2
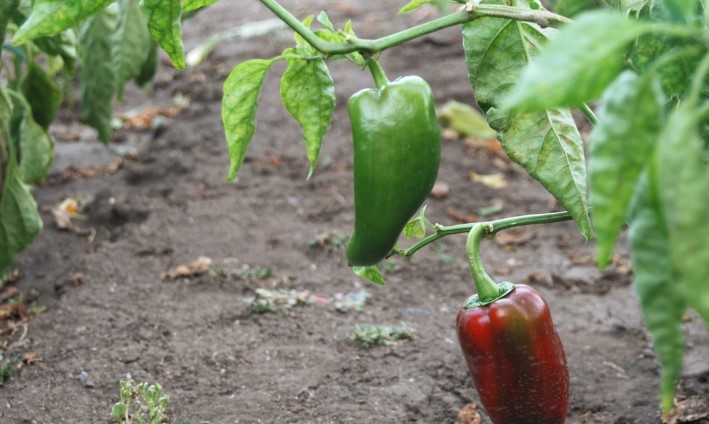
[
  {"x1": 399, "y1": 0, "x2": 437, "y2": 14},
  {"x1": 113, "y1": 0, "x2": 152, "y2": 100},
  {"x1": 504, "y1": 11, "x2": 648, "y2": 110},
  {"x1": 627, "y1": 173, "x2": 686, "y2": 413},
  {"x1": 353, "y1": 266, "x2": 386, "y2": 286},
  {"x1": 403, "y1": 206, "x2": 427, "y2": 238},
  {"x1": 182, "y1": 0, "x2": 219, "y2": 12},
  {"x1": 546, "y1": 0, "x2": 606, "y2": 16},
  {"x1": 7, "y1": 91, "x2": 54, "y2": 185},
  {"x1": 140, "y1": 0, "x2": 185, "y2": 70},
  {"x1": 20, "y1": 61, "x2": 63, "y2": 130},
  {"x1": 0, "y1": 146, "x2": 43, "y2": 276},
  {"x1": 0, "y1": 0, "x2": 20, "y2": 43},
  {"x1": 437, "y1": 100, "x2": 497, "y2": 139},
  {"x1": 79, "y1": 9, "x2": 116, "y2": 144},
  {"x1": 12, "y1": 0, "x2": 113, "y2": 44},
  {"x1": 655, "y1": 105, "x2": 709, "y2": 325},
  {"x1": 462, "y1": 9, "x2": 592, "y2": 239},
  {"x1": 280, "y1": 55, "x2": 335, "y2": 179},
  {"x1": 222, "y1": 58, "x2": 277, "y2": 182},
  {"x1": 33, "y1": 29, "x2": 80, "y2": 74},
  {"x1": 294, "y1": 15, "x2": 314, "y2": 51},
  {"x1": 135, "y1": 40, "x2": 159, "y2": 87},
  {"x1": 316, "y1": 11, "x2": 334, "y2": 31},
  {"x1": 589, "y1": 71, "x2": 665, "y2": 268}
]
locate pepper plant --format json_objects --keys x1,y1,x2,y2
[{"x1": 2, "y1": 0, "x2": 709, "y2": 418}]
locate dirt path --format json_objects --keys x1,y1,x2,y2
[{"x1": 2, "y1": 1, "x2": 708, "y2": 423}]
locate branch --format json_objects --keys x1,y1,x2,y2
[
  {"x1": 259, "y1": 0, "x2": 570, "y2": 56},
  {"x1": 393, "y1": 210, "x2": 575, "y2": 260}
]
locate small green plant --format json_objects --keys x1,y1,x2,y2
[
  {"x1": 246, "y1": 288, "x2": 313, "y2": 314},
  {"x1": 112, "y1": 378, "x2": 169, "y2": 424},
  {"x1": 0, "y1": 351, "x2": 19, "y2": 386},
  {"x1": 236, "y1": 265, "x2": 273, "y2": 280},
  {"x1": 348, "y1": 324, "x2": 413, "y2": 348}
]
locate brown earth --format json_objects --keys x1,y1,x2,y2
[{"x1": 1, "y1": 1, "x2": 708, "y2": 423}]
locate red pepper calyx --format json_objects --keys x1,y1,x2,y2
[{"x1": 462, "y1": 281, "x2": 515, "y2": 309}]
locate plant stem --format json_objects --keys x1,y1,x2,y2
[
  {"x1": 366, "y1": 58, "x2": 390, "y2": 88},
  {"x1": 259, "y1": 0, "x2": 570, "y2": 56},
  {"x1": 466, "y1": 224, "x2": 506, "y2": 303},
  {"x1": 580, "y1": 103, "x2": 598, "y2": 126},
  {"x1": 394, "y1": 210, "x2": 574, "y2": 259}
]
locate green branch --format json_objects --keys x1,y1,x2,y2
[
  {"x1": 393, "y1": 210, "x2": 574, "y2": 259},
  {"x1": 259, "y1": 0, "x2": 570, "y2": 56}
]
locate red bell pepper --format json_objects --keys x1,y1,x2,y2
[{"x1": 456, "y1": 224, "x2": 569, "y2": 424}]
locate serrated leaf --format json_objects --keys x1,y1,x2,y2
[
  {"x1": 0, "y1": 146, "x2": 43, "y2": 276},
  {"x1": 628, "y1": 173, "x2": 686, "y2": 413},
  {"x1": 504, "y1": 11, "x2": 648, "y2": 110},
  {"x1": 182, "y1": 0, "x2": 219, "y2": 12},
  {"x1": 317, "y1": 11, "x2": 334, "y2": 31},
  {"x1": 222, "y1": 58, "x2": 277, "y2": 182},
  {"x1": 7, "y1": 90, "x2": 54, "y2": 184},
  {"x1": 140, "y1": 0, "x2": 185, "y2": 70},
  {"x1": 655, "y1": 105, "x2": 709, "y2": 326},
  {"x1": 12, "y1": 0, "x2": 113, "y2": 44},
  {"x1": 399, "y1": 0, "x2": 436, "y2": 14},
  {"x1": 79, "y1": 10, "x2": 116, "y2": 144},
  {"x1": 113, "y1": 0, "x2": 151, "y2": 100},
  {"x1": 589, "y1": 71, "x2": 665, "y2": 268},
  {"x1": 353, "y1": 266, "x2": 386, "y2": 286},
  {"x1": 20, "y1": 61, "x2": 63, "y2": 130},
  {"x1": 135, "y1": 40, "x2": 159, "y2": 87},
  {"x1": 462, "y1": 9, "x2": 592, "y2": 239},
  {"x1": 280, "y1": 56, "x2": 335, "y2": 179},
  {"x1": 0, "y1": 0, "x2": 20, "y2": 43}
]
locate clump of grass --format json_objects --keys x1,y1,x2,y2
[
  {"x1": 348, "y1": 324, "x2": 413, "y2": 348},
  {"x1": 309, "y1": 231, "x2": 346, "y2": 253},
  {"x1": 0, "y1": 351, "x2": 19, "y2": 385}
]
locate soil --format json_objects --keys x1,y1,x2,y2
[{"x1": 2, "y1": 1, "x2": 709, "y2": 423}]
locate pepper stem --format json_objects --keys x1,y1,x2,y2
[
  {"x1": 464, "y1": 224, "x2": 514, "y2": 308},
  {"x1": 366, "y1": 58, "x2": 390, "y2": 89}
]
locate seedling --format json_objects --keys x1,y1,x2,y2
[
  {"x1": 348, "y1": 324, "x2": 413, "y2": 348},
  {"x1": 112, "y1": 378, "x2": 169, "y2": 424}
]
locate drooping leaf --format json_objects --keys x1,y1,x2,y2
[
  {"x1": 353, "y1": 266, "x2": 386, "y2": 286},
  {"x1": 0, "y1": 146, "x2": 43, "y2": 276},
  {"x1": 280, "y1": 55, "x2": 335, "y2": 179},
  {"x1": 655, "y1": 105, "x2": 709, "y2": 326},
  {"x1": 628, "y1": 173, "x2": 686, "y2": 413},
  {"x1": 140, "y1": 0, "x2": 185, "y2": 70},
  {"x1": 504, "y1": 11, "x2": 648, "y2": 110},
  {"x1": 135, "y1": 40, "x2": 159, "y2": 87},
  {"x1": 222, "y1": 58, "x2": 277, "y2": 182},
  {"x1": 33, "y1": 29, "x2": 80, "y2": 74},
  {"x1": 0, "y1": 0, "x2": 20, "y2": 43},
  {"x1": 462, "y1": 7, "x2": 592, "y2": 239},
  {"x1": 182, "y1": 0, "x2": 220, "y2": 12},
  {"x1": 589, "y1": 71, "x2": 665, "y2": 268},
  {"x1": 79, "y1": 10, "x2": 116, "y2": 144},
  {"x1": 7, "y1": 91, "x2": 54, "y2": 184},
  {"x1": 113, "y1": 0, "x2": 152, "y2": 100},
  {"x1": 20, "y1": 61, "x2": 63, "y2": 130},
  {"x1": 12, "y1": 0, "x2": 113, "y2": 44}
]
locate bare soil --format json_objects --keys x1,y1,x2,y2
[{"x1": 2, "y1": 1, "x2": 708, "y2": 423}]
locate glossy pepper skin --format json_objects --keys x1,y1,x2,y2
[
  {"x1": 345, "y1": 75, "x2": 441, "y2": 266},
  {"x1": 456, "y1": 284, "x2": 569, "y2": 424}
]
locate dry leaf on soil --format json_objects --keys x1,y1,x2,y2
[
  {"x1": 469, "y1": 171, "x2": 508, "y2": 189},
  {"x1": 430, "y1": 181, "x2": 450, "y2": 199},
  {"x1": 456, "y1": 403, "x2": 481, "y2": 424},
  {"x1": 51, "y1": 197, "x2": 86, "y2": 230},
  {"x1": 162, "y1": 256, "x2": 213, "y2": 280}
]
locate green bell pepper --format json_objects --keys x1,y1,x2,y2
[{"x1": 346, "y1": 60, "x2": 441, "y2": 266}]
